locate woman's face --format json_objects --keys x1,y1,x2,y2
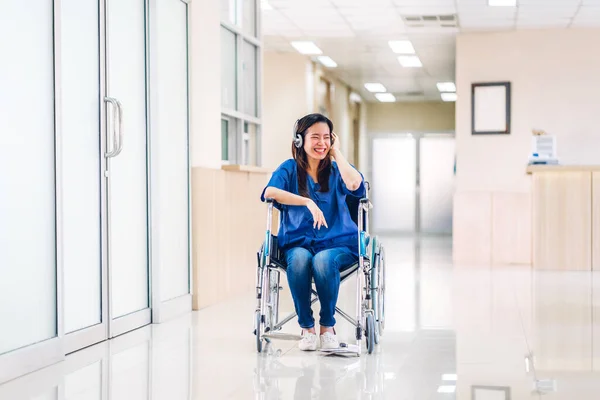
[{"x1": 303, "y1": 122, "x2": 331, "y2": 162}]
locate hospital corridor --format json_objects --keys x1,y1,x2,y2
[{"x1": 2, "y1": 0, "x2": 600, "y2": 399}]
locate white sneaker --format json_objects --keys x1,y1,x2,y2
[
  {"x1": 320, "y1": 332, "x2": 339, "y2": 350},
  {"x1": 298, "y1": 332, "x2": 318, "y2": 351}
]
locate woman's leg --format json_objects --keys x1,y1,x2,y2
[
  {"x1": 311, "y1": 247, "x2": 358, "y2": 332},
  {"x1": 285, "y1": 247, "x2": 315, "y2": 330}
]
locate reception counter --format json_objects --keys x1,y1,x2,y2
[{"x1": 527, "y1": 165, "x2": 600, "y2": 270}]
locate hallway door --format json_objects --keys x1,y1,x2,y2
[
  {"x1": 62, "y1": 0, "x2": 151, "y2": 352},
  {"x1": 370, "y1": 133, "x2": 455, "y2": 235},
  {"x1": 105, "y1": 0, "x2": 151, "y2": 338}
]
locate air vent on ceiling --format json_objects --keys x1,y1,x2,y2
[
  {"x1": 395, "y1": 91, "x2": 425, "y2": 97},
  {"x1": 401, "y1": 14, "x2": 459, "y2": 28}
]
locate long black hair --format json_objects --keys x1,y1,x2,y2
[{"x1": 291, "y1": 113, "x2": 334, "y2": 197}]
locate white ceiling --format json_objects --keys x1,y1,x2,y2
[{"x1": 261, "y1": 0, "x2": 600, "y2": 101}]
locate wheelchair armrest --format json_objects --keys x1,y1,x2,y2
[{"x1": 265, "y1": 198, "x2": 274, "y2": 204}]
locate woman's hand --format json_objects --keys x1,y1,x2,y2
[
  {"x1": 306, "y1": 200, "x2": 328, "y2": 229},
  {"x1": 330, "y1": 132, "x2": 341, "y2": 160},
  {"x1": 331, "y1": 132, "x2": 340, "y2": 151}
]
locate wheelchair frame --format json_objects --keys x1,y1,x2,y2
[{"x1": 254, "y1": 183, "x2": 386, "y2": 355}]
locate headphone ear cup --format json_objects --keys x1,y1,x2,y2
[{"x1": 293, "y1": 133, "x2": 303, "y2": 149}]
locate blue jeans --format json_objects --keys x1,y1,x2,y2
[{"x1": 285, "y1": 247, "x2": 358, "y2": 329}]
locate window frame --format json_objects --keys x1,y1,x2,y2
[{"x1": 220, "y1": 0, "x2": 262, "y2": 166}]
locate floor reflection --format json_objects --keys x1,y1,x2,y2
[{"x1": 5, "y1": 236, "x2": 600, "y2": 399}]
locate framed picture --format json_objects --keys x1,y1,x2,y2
[
  {"x1": 471, "y1": 81, "x2": 511, "y2": 135},
  {"x1": 471, "y1": 385, "x2": 511, "y2": 399}
]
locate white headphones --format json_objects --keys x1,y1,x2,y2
[{"x1": 292, "y1": 119, "x2": 303, "y2": 148}]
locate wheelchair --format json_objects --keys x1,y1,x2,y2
[{"x1": 253, "y1": 182, "x2": 386, "y2": 355}]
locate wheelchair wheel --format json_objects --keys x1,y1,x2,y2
[
  {"x1": 377, "y1": 247, "x2": 386, "y2": 335},
  {"x1": 255, "y1": 310, "x2": 263, "y2": 353},
  {"x1": 366, "y1": 313, "x2": 375, "y2": 354}
]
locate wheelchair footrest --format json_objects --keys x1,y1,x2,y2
[{"x1": 262, "y1": 332, "x2": 302, "y2": 341}]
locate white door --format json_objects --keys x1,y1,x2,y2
[
  {"x1": 372, "y1": 135, "x2": 417, "y2": 233},
  {"x1": 0, "y1": 0, "x2": 63, "y2": 382},
  {"x1": 62, "y1": 0, "x2": 151, "y2": 351},
  {"x1": 61, "y1": 0, "x2": 108, "y2": 354},
  {"x1": 149, "y1": 0, "x2": 192, "y2": 322},
  {"x1": 105, "y1": 0, "x2": 152, "y2": 337},
  {"x1": 62, "y1": 0, "x2": 190, "y2": 353}
]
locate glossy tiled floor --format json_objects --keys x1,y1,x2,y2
[{"x1": 2, "y1": 236, "x2": 600, "y2": 399}]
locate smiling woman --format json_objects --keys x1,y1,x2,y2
[{"x1": 260, "y1": 113, "x2": 365, "y2": 351}]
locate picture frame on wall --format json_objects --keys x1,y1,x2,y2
[{"x1": 471, "y1": 81, "x2": 511, "y2": 135}]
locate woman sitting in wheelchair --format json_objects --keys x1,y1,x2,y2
[{"x1": 261, "y1": 113, "x2": 366, "y2": 351}]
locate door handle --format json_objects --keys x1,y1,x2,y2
[
  {"x1": 112, "y1": 98, "x2": 124, "y2": 156},
  {"x1": 104, "y1": 97, "x2": 119, "y2": 158}
]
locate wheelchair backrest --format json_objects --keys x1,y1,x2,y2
[{"x1": 345, "y1": 181, "x2": 370, "y2": 226}]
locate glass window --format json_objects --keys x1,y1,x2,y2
[
  {"x1": 243, "y1": 0, "x2": 256, "y2": 37},
  {"x1": 243, "y1": 122, "x2": 259, "y2": 166},
  {"x1": 221, "y1": 27, "x2": 237, "y2": 110},
  {"x1": 242, "y1": 40, "x2": 257, "y2": 116},
  {"x1": 221, "y1": 116, "x2": 237, "y2": 162},
  {"x1": 221, "y1": 118, "x2": 229, "y2": 161},
  {"x1": 220, "y1": 0, "x2": 261, "y2": 165},
  {"x1": 221, "y1": 0, "x2": 237, "y2": 25}
]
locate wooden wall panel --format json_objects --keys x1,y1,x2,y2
[
  {"x1": 192, "y1": 167, "x2": 271, "y2": 310},
  {"x1": 453, "y1": 192, "x2": 492, "y2": 265},
  {"x1": 492, "y1": 192, "x2": 532, "y2": 265},
  {"x1": 532, "y1": 171, "x2": 592, "y2": 270}
]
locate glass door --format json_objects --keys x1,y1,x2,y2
[
  {"x1": 105, "y1": 0, "x2": 152, "y2": 337},
  {"x1": 61, "y1": 0, "x2": 108, "y2": 354},
  {"x1": 0, "y1": 0, "x2": 62, "y2": 382},
  {"x1": 370, "y1": 133, "x2": 455, "y2": 235},
  {"x1": 371, "y1": 135, "x2": 417, "y2": 233},
  {"x1": 62, "y1": 0, "x2": 151, "y2": 352}
]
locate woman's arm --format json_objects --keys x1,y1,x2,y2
[
  {"x1": 331, "y1": 148, "x2": 363, "y2": 191},
  {"x1": 263, "y1": 187, "x2": 328, "y2": 229},
  {"x1": 263, "y1": 186, "x2": 310, "y2": 206}
]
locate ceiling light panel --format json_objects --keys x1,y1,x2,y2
[
  {"x1": 317, "y1": 56, "x2": 338, "y2": 68},
  {"x1": 290, "y1": 41, "x2": 322, "y2": 54},
  {"x1": 388, "y1": 40, "x2": 416, "y2": 54},
  {"x1": 441, "y1": 92, "x2": 457, "y2": 102},
  {"x1": 398, "y1": 55, "x2": 422, "y2": 67},
  {"x1": 488, "y1": 0, "x2": 517, "y2": 6},
  {"x1": 436, "y1": 82, "x2": 456, "y2": 92},
  {"x1": 364, "y1": 83, "x2": 386, "y2": 92},
  {"x1": 375, "y1": 93, "x2": 396, "y2": 102},
  {"x1": 437, "y1": 385, "x2": 456, "y2": 394}
]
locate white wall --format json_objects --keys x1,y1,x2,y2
[
  {"x1": 456, "y1": 28, "x2": 600, "y2": 194},
  {"x1": 189, "y1": 0, "x2": 221, "y2": 169},
  {"x1": 366, "y1": 102, "x2": 456, "y2": 134},
  {"x1": 262, "y1": 52, "x2": 313, "y2": 170},
  {"x1": 453, "y1": 28, "x2": 600, "y2": 265}
]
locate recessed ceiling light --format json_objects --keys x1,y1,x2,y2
[
  {"x1": 438, "y1": 385, "x2": 456, "y2": 394},
  {"x1": 260, "y1": 0, "x2": 273, "y2": 10},
  {"x1": 436, "y1": 82, "x2": 456, "y2": 92},
  {"x1": 317, "y1": 56, "x2": 337, "y2": 68},
  {"x1": 442, "y1": 374, "x2": 457, "y2": 381},
  {"x1": 441, "y1": 92, "x2": 457, "y2": 102},
  {"x1": 488, "y1": 0, "x2": 517, "y2": 6},
  {"x1": 398, "y1": 55, "x2": 422, "y2": 68},
  {"x1": 388, "y1": 40, "x2": 415, "y2": 54},
  {"x1": 375, "y1": 93, "x2": 395, "y2": 102},
  {"x1": 290, "y1": 41, "x2": 322, "y2": 55},
  {"x1": 364, "y1": 83, "x2": 386, "y2": 93}
]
